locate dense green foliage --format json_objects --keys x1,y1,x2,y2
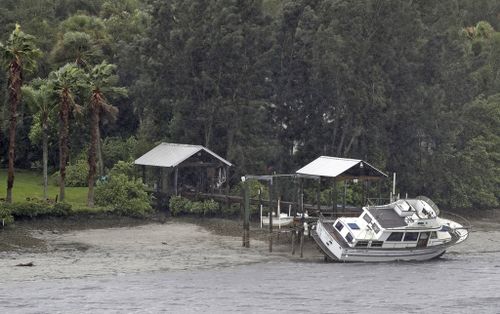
[
  {"x1": 1, "y1": 0, "x2": 499, "y2": 211},
  {"x1": 52, "y1": 158, "x2": 89, "y2": 187},
  {"x1": 169, "y1": 196, "x2": 220, "y2": 216},
  {"x1": 0, "y1": 206, "x2": 14, "y2": 225},
  {"x1": 94, "y1": 162, "x2": 152, "y2": 217},
  {"x1": 0, "y1": 200, "x2": 71, "y2": 218}
]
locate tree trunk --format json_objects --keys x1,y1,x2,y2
[
  {"x1": 6, "y1": 59, "x2": 22, "y2": 203},
  {"x1": 42, "y1": 125, "x2": 48, "y2": 200},
  {"x1": 96, "y1": 126, "x2": 104, "y2": 177},
  {"x1": 87, "y1": 97, "x2": 99, "y2": 207},
  {"x1": 59, "y1": 91, "x2": 70, "y2": 202}
]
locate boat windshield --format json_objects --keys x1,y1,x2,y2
[{"x1": 406, "y1": 200, "x2": 435, "y2": 218}]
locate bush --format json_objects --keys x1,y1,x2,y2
[
  {"x1": 108, "y1": 160, "x2": 136, "y2": 179},
  {"x1": 52, "y1": 158, "x2": 89, "y2": 187},
  {"x1": 95, "y1": 173, "x2": 153, "y2": 218},
  {"x1": 169, "y1": 196, "x2": 220, "y2": 216},
  {"x1": 0, "y1": 206, "x2": 14, "y2": 226},
  {"x1": 2, "y1": 200, "x2": 72, "y2": 218},
  {"x1": 169, "y1": 195, "x2": 192, "y2": 216},
  {"x1": 102, "y1": 136, "x2": 138, "y2": 170}
]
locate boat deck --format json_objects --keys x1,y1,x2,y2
[{"x1": 367, "y1": 207, "x2": 407, "y2": 228}]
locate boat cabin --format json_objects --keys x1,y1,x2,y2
[{"x1": 332, "y1": 199, "x2": 453, "y2": 249}]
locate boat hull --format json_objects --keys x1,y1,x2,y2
[
  {"x1": 261, "y1": 217, "x2": 294, "y2": 227},
  {"x1": 313, "y1": 220, "x2": 447, "y2": 263}
]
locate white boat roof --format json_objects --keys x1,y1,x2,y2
[
  {"x1": 296, "y1": 156, "x2": 387, "y2": 179},
  {"x1": 134, "y1": 142, "x2": 232, "y2": 168}
]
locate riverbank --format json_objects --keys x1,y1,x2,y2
[
  {"x1": 0, "y1": 215, "x2": 325, "y2": 283},
  {"x1": 1, "y1": 211, "x2": 499, "y2": 283}
]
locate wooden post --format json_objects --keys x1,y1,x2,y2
[
  {"x1": 225, "y1": 166, "x2": 230, "y2": 210},
  {"x1": 259, "y1": 188, "x2": 263, "y2": 228},
  {"x1": 300, "y1": 229, "x2": 304, "y2": 258},
  {"x1": 316, "y1": 179, "x2": 321, "y2": 213},
  {"x1": 377, "y1": 179, "x2": 381, "y2": 205},
  {"x1": 361, "y1": 180, "x2": 366, "y2": 205},
  {"x1": 333, "y1": 179, "x2": 337, "y2": 215},
  {"x1": 141, "y1": 165, "x2": 146, "y2": 183},
  {"x1": 243, "y1": 180, "x2": 250, "y2": 248},
  {"x1": 299, "y1": 178, "x2": 304, "y2": 218},
  {"x1": 174, "y1": 167, "x2": 179, "y2": 196},
  {"x1": 291, "y1": 230, "x2": 296, "y2": 255},
  {"x1": 343, "y1": 179, "x2": 346, "y2": 211},
  {"x1": 299, "y1": 178, "x2": 305, "y2": 258},
  {"x1": 268, "y1": 180, "x2": 273, "y2": 253}
]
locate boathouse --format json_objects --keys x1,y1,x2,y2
[
  {"x1": 296, "y1": 156, "x2": 388, "y2": 210},
  {"x1": 134, "y1": 143, "x2": 232, "y2": 196}
]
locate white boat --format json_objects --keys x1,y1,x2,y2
[
  {"x1": 261, "y1": 212, "x2": 309, "y2": 227},
  {"x1": 262, "y1": 213, "x2": 295, "y2": 227},
  {"x1": 260, "y1": 200, "x2": 308, "y2": 228},
  {"x1": 312, "y1": 197, "x2": 470, "y2": 262}
]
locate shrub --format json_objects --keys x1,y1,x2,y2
[
  {"x1": 102, "y1": 136, "x2": 138, "y2": 170},
  {"x1": 0, "y1": 206, "x2": 14, "y2": 226},
  {"x1": 2, "y1": 200, "x2": 71, "y2": 218},
  {"x1": 52, "y1": 158, "x2": 89, "y2": 187},
  {"x1": 95, "y1": 173, "x2": 153, "y2": 218},
  {"x1": 202, "y1": 199, "x2": 219, "y2": 216},
  {"x1": 169, "y1": 196, "x2": 220, "y2": 216},
  {"x1": 52, "y1": 202, "x2": 72, "y2": 216},
  {"x1": 108, "y1": 160, "x2": 136, "y2": 179},
  {"x1": 169, "y1": 195, "x2": 192, "y2": 216}
]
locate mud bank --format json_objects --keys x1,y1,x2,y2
[{"x1": 0, "y1": 217, "x2": 324, "y2": 283}]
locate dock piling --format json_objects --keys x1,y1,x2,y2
[
  {"x1": 243, "y1": 180, "x2": 250, "y2": 248},
  {"x1": 300, "y1": 229, "x2": 304, "y2": 258},
  {"x1": 268, "y1": 180, "x2": 273, "y2": 253}
]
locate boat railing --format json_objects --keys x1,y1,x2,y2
[
  {"x1": 367, "y1": 198, "x2": 391, "y2": 206},
  {"x1": 440, "y1": 210, "x2": 472, "y2": 230},
  {"x1": 440, "y1": 210, "x2": 471, "y2": 244}
]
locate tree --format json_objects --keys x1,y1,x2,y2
[
  {"x1": 86, "y1": 61, "x2": 126, "y2": 207},
  {"x1": 22, "y1": 79, "x2": 57, "y2": 199},
  {"x1": 0, "y1": 24, "x2": 41, "y2": 203},
  {"x1": 48, "y1": 63, "x2": 86, "y2": 202}
]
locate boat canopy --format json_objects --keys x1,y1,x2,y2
[
  {"x1": 296, "y1": 156, "x2": 387, "y2": 180},
  {"x1": 134, "y1": 142, "x2": 232, "y2": 168}
]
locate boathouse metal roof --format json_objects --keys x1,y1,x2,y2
[
  {"x1": 296, "y1": 156, "x2": 387, "y2": 180},
  {"x1": 134, "y1": 143, "x2": 232, "y2": 168}
]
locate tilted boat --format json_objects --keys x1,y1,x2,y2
[{"x1": 312, "y1": 197, "x2": 470, "y2": 262}]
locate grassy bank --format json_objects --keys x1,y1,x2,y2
[{"x1": 0, "y1": 169, "x2": 87, "y2": 205}]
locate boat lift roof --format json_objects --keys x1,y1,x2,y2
[
  {"x1": 134, "y1": 142, "x2": 232, "y2": 168},
  {"x1": 296, "y1": 156, "x2": 387, "y2": 180}
]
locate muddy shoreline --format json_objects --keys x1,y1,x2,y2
[{"x1": 1, "y1": 208, "x2": 498, "y2": 253}]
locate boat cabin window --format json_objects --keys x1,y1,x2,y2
[
  {"x1": 348, "y1": 223, "x2": 360, "y2": 230},
  {"x1": 335, "y1": 222, "x2": 343, "y2": 232},
  {"x1": 345, "y1": 233, "x2": 353, "y2": 243},
  {"x1": 371, "y1": 241, "x2": 383, "y2": 247},
  {"x1": 363, "y1": 214, "x2": 372, "y2": 224},
  {"x1": 403, "y1": 232, "x2": 419, "y2": 241},
  {"x1": 372, "y1": 223, "x2": 380, "y2": 234},
  {"x1": 355, "y1": 241, "x2": 368, "y2": 247},
  {"x1": 430, "y1": 231, "x2": 437, "y2": 239},
  {"x1": 386, "y1": 232, "x2": 403, "y2": 241}
]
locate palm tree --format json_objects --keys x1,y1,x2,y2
[
  {"x1": 22, "y1": 80, "x2": 57, "y2": 199},
  {"x1": 0, "y1": 24, "x2": 41, "y2": 203},
  {"x1": 48, "y1": 63, "x2": 86, "y2": 202},
  {"x1": 86, "y1": 61, "x2": 126, "y2": 207}
]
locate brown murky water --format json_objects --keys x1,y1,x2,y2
[{"x1": 1, "y1": 218, "x2": 499, "y2": 313}]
